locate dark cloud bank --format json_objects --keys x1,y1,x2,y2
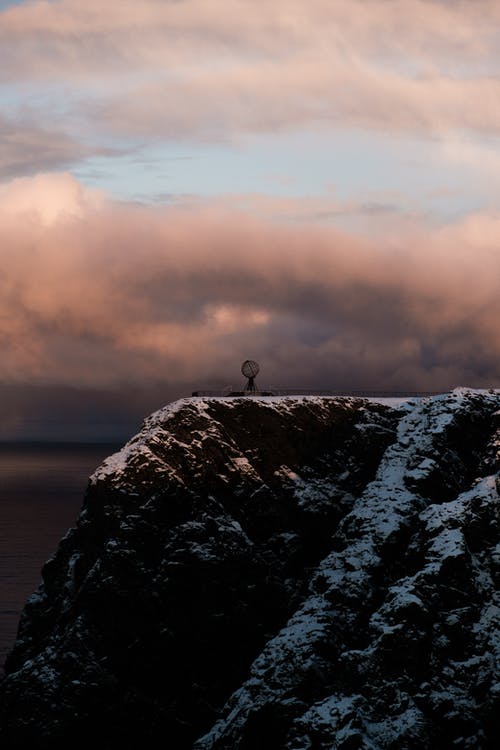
[{"x1": 1, "y1": 174, "x2": 499, "y2": 440}]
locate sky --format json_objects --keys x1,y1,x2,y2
[{"x1": 1, "y1": 0, "x2": 500, "y2": 440}]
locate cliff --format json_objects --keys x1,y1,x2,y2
[{"x1": 0, "y1": 392, "x2": 498, "y2": 749}]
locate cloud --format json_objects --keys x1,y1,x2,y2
[
  {"x1": 0, "y1": 171, "x2": 105, "y2": 223},
  {"x1": 2, "y1": 1, "x2": 500, "y2": 142},
  {"x1": 0, "y1": 114, "x2": 116, "y2": 178},
  {"x1": 2, "y1": 1, "x2": 499, "y2": 75},
  {"x1": 192, "y1": 193, "x2": 403, "y2": 224},
  {"x1": 0, "y1": 382, "x2": 181, "y2": 441},
  {"x1": 93, "y1": 60, "x2": 500, "y2": 141},
  {"x1": 0, "y1": 171, "x2": 499, "y2": 394}
]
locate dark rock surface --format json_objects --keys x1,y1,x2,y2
[{"x1": 0, "y1": 392, "x2": 499, "y2": 749}]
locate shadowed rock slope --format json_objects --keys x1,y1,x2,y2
[{"x1": 0, "y1": 392, "x2": 499, "y2": 749}]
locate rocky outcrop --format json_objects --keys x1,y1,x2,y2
[{"x1": 0, "y1": 391, "x2": 499, "y2": 749}]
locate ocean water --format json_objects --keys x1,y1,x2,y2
[{"x1": 0, "y1": 443, "x2": 121, "y2": 673}]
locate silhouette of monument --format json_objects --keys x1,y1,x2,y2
[{"x1": 241, "y1": 360, "x2": 260, "y2": 393}]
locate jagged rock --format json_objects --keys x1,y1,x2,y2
[{"x1": 0, "y1": 391, "x2": 499, "y2": 750}]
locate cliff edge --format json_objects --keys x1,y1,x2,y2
[{"x1": 0, "y1": 392, "x2": 498, "y2": 749}]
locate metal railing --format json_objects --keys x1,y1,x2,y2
[{"x1": 191, "y1": 388, "x2": 445, "y2": 398}]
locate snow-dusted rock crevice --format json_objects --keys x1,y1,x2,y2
[{"x1": 0, "y1": 391, "x2": 498, "y2": 750}]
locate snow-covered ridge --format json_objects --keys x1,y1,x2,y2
[
  {"x1": 91, "y1": 389, "x2": 497, "y2": 487},
  {"x1": 90, "y1": 394, "x2": 387, "y2": 486}
]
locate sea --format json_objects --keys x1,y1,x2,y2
[{"x1": 0, "y1": 442, "x2": 122, "y2": 674}]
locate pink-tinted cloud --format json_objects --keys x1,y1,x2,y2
[
  {"x1": 2, "y1": 1, "x2": 500, "y2": 140},
  {"x1": 0, "y1": 172, "x2": 499, "y2": 392},
  {"x1": 0, "y1": 114, "x2": 104, "y2": 177},
  {"x1": 2, "y1": 1, "x2": 499, "y2": 74}
]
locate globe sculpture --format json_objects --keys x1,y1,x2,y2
[{"x1": 241, "y1": 360, "x2": 260, "y2": 393}]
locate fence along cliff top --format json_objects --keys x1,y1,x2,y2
[{"x1": 191, "y1": 361, "x2": 442, "y2": 398}]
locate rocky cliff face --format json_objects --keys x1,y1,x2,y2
[{"x1": 0, "y1": 392, "x2": 499, "y2": 749}]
